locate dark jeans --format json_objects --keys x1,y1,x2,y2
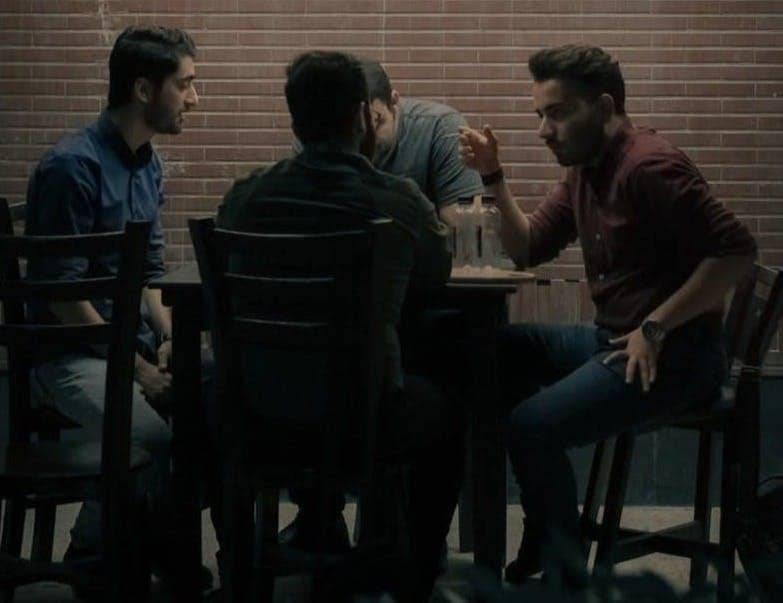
[
  {"x1": 498, "y1": 320, "x2": 726, "y2": 550},
  {"x1": 291, "y1": 373, "x2": 462, "y2": 600}
]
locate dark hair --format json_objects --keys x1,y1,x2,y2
[
  {"x1": 528, "y1": 45, "x2": 626, "y2": 115},
  {"x1": 285, "y1": 51, "x2": 368, "y2": 144},
  {"x1": 108, "y1": 26, "x2": 196, "y2": 109},
  {"x1": 359, "y1": 59, "x2": 393, "y2": 107}
]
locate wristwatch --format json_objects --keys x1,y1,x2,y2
[{"x1": 641, "y1": 320, "x2": 666, "y2": 344}]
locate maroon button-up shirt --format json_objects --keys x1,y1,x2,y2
[{"x1": 527, "y1": 122, "x2": 757, "y2": 334}]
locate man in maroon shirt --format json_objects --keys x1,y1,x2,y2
[{"x1": 459, "y1": 45, "x2": 757, "y2": 587}]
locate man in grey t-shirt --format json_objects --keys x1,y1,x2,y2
[
  {"x1": 362, "y1": 59, "x2": 484, "y2": 219},
  {"x1": 294, "y1": 60, "x2": 484, "y2": 215}
]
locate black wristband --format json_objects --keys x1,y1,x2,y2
[{"x1": 481, "y1": 167, "x2": 504, "y2": 186}]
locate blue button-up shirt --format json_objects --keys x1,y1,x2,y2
[{"x1": 25, "y1": 111, "x2": 166, "y2": 359}]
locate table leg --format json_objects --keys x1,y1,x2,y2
[
  {"x1": 170, "y1": 297, "x2": 204, "y2": 602},
  {"x1": 465, "y1": 294, "x2": 507, "y2": 578}
]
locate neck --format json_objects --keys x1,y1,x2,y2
[
  {"x1": 585, "y1": 114, "x2": 631, "y2": 168},
  {"x1": 305, "y1": 137, "x2": 360, "y2": 155},
  {"x1": 107, "y1": 106, "x2": 154, "y2": 153}
]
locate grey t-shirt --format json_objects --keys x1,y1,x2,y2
[
  {"x1": 292, "y1": 98, "x2": 484, "y2": 208},
  {"x1": 377, "y1": 97, "x2": 484, "y2": 208}
]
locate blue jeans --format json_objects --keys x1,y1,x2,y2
[
  {"x1": 31, "y1": 352, "x2": 219, "y2": 554},
  {"x1": 30, "y1": 354, "x2": 171, "y2": 552},
  {"x1": 498, "y1": 320, "x2": 726, "y2": 547}
]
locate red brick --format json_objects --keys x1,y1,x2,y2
[{"x1": 0, "y1": 1, "x2": 780, "y2": 279}]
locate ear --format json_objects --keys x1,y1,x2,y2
[
  {"x1": 598, "y1": 93, "x2": 615, "y2": 122},
  {"x1": 356, "y1": 101, "x2": 368, "y2": 135},
  {"x1": 133, "y1": 77, "x2": 154, "y2": 104},
  {"x1": 390, "y1": 89, "x2": 400, "y2": 110},
  {"x1": 359, "y1": 100, "x2": 376, "y2": 160}
]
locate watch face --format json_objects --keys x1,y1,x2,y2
[{"x1": 642, "y1": 320, "x2": 663, "y2": 342}]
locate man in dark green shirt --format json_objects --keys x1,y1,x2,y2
[{"x1": 218, "y1": 50, "x2": 461, "y2": 601}]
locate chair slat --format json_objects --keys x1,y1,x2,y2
[
  {"x1": 8, "y1": 203, "x2": 25, "y2": 224},
  {"x1": 0, "y1": 231, "x2": 128, "y2": 259},
  {"x1": 0, "y1": 277, "x2": 120, "y2": 303},
  {"x1": 226, "y1": 318, "x2": 344, "y2": 351},
  {"x1": 0, "y1": 324, "x2": 114, "y2": 348},
  {"x1": 213, "y1": 227, "x2": 371, "y2": 260},
  {"x1": 755, "y1": 264, "x2": 779, "y2": 289},
  {"x1": 222, "y1": 273, "x2": 335, "y2": 309}
]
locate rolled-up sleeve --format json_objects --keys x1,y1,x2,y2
[
  {"x1": 430, "y1": 112, "x2": 484, "y2": 206},
  {"x1": 25, "y1": 154, "x2": 97, "y2": 280},
  {"x1": 145, "y1": 156, "x2": 167, "y2": 282},
  {"x1": 526, "y1": 181, "x2": 578, "y2": 267}
]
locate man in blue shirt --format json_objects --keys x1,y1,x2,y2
[{"x1": 25, "y1": 26, "x2": 204, "y2": 593}]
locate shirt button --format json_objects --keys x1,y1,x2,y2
[
  {"x1": 598, "y1": 273, "x2": 605, "y2": 281},
  {"x1": 595, "y1": 233, "x2": 601, "y2": 241}
]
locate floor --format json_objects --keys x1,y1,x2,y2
[{"x1": 8, "y1": 503, "x2": 752, "y2": 602}]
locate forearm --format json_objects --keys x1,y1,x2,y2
[
  {"x1": 486, "y1": 175, "x2": 531, "y2": 268},
  {"x1": 142, "y1": 287, "x2": 172, "y2": 339},
  {"x1": 647, "y1": 253, "x2": 756, "y2": 332},
  {"x1": 49, "y1": 300, "x2": 147, "y2": 369},
  {"x1": 49, "y1": 300, "x2": 105, "y2": 326}
]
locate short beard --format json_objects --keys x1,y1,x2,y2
[
  {"x1": 144, "y1": 94, "x2": 180, "y2": 135},
  {"x1": 559, "y1": 114, "x2": 606, "y2": 166}
]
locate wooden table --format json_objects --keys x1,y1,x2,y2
[{"x1": 150, "y1": 263, "x2": 533, "y2": 600}]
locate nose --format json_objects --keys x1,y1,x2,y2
[
  {"x1": 186, "y1": 84, "x2": 199, "y2": 109},
  {"x1": 538, "y1": 115, "x2": 554, "y2": 140}
]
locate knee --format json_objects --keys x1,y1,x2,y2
[
  {"x1": 504, "y1": 401, "x2": 552, "y2": 463},
  {"x1": 130, "y1": 415, "x2": 171, "y2": 463}
]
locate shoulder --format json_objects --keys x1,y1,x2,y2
[
  {"x1": 36, "y1": 125, "x2": 101, "y2": 179},
  {"x1": 620, "y1": 127, "x2": 696, "y2": 181},
  {"x1": 358, "y1": 161, "x2": 436, "y2": 228},
  {"x1": 402, "y1": 97, "x2": 463, "y2": 120}
]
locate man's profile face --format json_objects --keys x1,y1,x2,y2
[
  {"x1": 532, "y1": 78, "x2": 605, "y2": 167},
  {"x1": 144, "y1": 55, "x2": 198, "y2": 135},
  {"x1": 369, "y1": 97, "x2": 398, "y2": 162}
]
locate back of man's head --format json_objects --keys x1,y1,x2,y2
[
  {"x1": 528, "y1": 45, "x2": 626, "y2": 115},
  {"x1": 359, "y1": 59, "x2": 393, "y2": 107},
  {"x1": 285, "y1": 51, "x2": 368, "y2": 145},
  {"x1": 108, "y1": 26, "x2": 196, "y2": 110}
]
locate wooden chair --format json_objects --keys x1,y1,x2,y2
[
  {"x1": 0, "y1": 198, "x2": 81, "y2": 571},
  {"x1": 191, "y1": 201, "x2": 405, "y2": 601},
  {"x1": 0, "y1": 214, "x2": 153, "y2": 601},
  {"x1": 582, "y1": 264, "x2": 783, "y2": 602}
]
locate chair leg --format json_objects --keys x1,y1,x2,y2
[
  {"x1": 223, "y1": 470, "x2": 253, "y2": 603},
  {"x1": 458, "y1": 416, "x2": 474, "y2": 553},
  {"x1": 581, "y1": 439, "x2": 614, "y2": 556},
  {"x1": 717, "y1": 428, "x2": 739, "y2": 603},
  {"x1": 594, "y1": 434, "x2": 635, "y2": 572},
  {"x1": 1, "y1": 498, "x2": 26, "y2": 603},
  {"x1": 1, "y1": 498, "x2": 25, "y2": 557},
  {"x1": 690, "y1": 429, "x2": 713, "y2": 590},
  {"x1": 30, "y1": 502, "x2": 57, "y2": 562},
  {"x1": 251, "y1": 489, "x2": 278, "y2": 603}
]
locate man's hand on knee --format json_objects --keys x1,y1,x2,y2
[{"x1": 135, "y1": 355, "x2": 173, "y2": 406}]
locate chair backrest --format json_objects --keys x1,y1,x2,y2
[
  {"x1": 0, "y1": 198, "x2": 150, "y2": 477},
  {"x1": 190, "y1": 200, "x2": 393, "y2": 524},
  {"x1": 0, "y1": 198, "x2": 26, "y2": 231},
  {"x1": 721, "y1": 263, "x2": 783, "y2": 516},
  {"x1": 724, "y1": 263, "x2": 783, "y2": 371}
]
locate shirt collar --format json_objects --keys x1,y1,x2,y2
[
  {"x1": 95, "y1": 111, "x2": 154, "y2": 168},
  {"x1": 583, "y1": 118, "x2": 633, "y2": 184},
  {"x1": 298, "y1": 141, "x2": 375, "y2": 169}
]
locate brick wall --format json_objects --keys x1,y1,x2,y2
[{"x1": 1, "y1": 0, "x2": 782, "y2": 358}]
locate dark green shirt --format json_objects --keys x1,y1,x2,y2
[{"x1": 218, "y1": 145, "x2": 451, "y2": 389}]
